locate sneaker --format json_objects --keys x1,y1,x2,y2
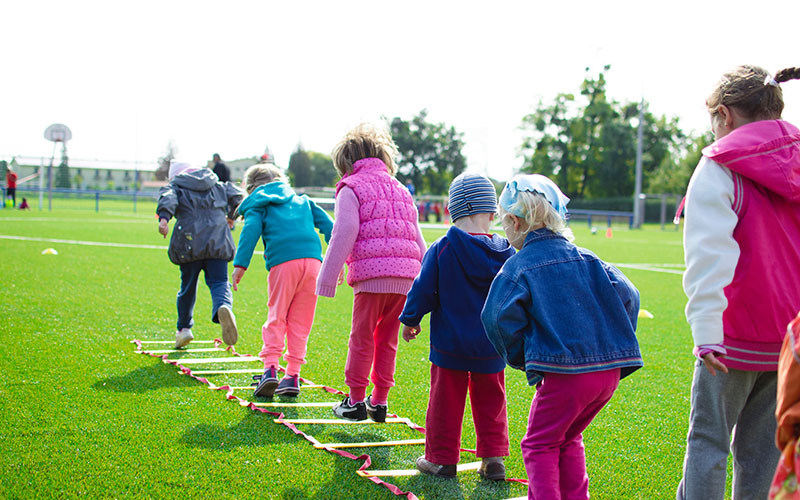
[
  {"x1": 477, "y1": 457, "x2": 506, "y2": 481},
  {"x1": 253, "y1": 366, "x2": 279, "y2": 397},
  {"x1": 275, "y1": 374, "x2": 300, "y2": 397},
  {"x1": 332, "y1": 397, "x2": 367, "y2": 421},
  {"x1": 174, "y1": 328, "x2": 193, "y2": 349},
  {"x1": 365, "y1": 395, "x2": 387, "y2": 422},
  {"x1": 415, "y1": 456, "x2": 456, "y2": 479},
  {"x1": 217, "y1": 305, "x2": 238, "y2": 345}
]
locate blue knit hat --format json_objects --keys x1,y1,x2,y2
[{"x1": 447, "y1": 173, "x2": 497, "y2": 222}]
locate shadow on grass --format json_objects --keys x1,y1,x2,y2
[
  {"x1": 181, "y1": 411, "x2": 294, "y2": 450},
  {"x1": 92, "y1": 361, "x2": 196, "y2": 393}
]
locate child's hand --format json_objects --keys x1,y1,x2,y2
[
  {"x1": 232, "y1": 267, "x2": 245, "y2": 291},
  {"x1": 337, "y1": 265, "x2": 346, "y2": 286},
  {"x1": 158, "y1": 219, "x2": 169, "y2": 238},
  {"x1": 402, "y1": 325, "x2": 421, "y2": 342},
  {"x1": 701, "y1": 352, "x2": 729, "y2": 376},
  {"x1": 227, "y1": 217, "x2": 235, "y2": 230}
]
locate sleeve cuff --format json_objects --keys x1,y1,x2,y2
[
  {"x1": 693, "y1": 344, "x2": 727, "y2": 360},
  {"x1": 316, "y1": 284, "x2": 336, "y2": 298},
  {"x1": 234, "y1": 265, "x2": 247, "y2": 270}
]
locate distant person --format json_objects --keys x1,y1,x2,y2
[
  {"x1": 18, "y1": 197, "x2": 29, "y2": 210},
  {"x1": 481, "y1": 174, "x2": 642, "y2": 500},
  {"x1": 6, "y1": 165, "x2": 17, "y2": 208},
  {"x1": 157, "y1": 160, "x2": 243, "y2": 349},
  {"x1": 316, "y1": 123, "x2": 426, "y2": 422},
  {"x1": 231, "y1": 163, "x2": 334, "y2": 398},
  {"x1": 212, "y1": 153, "x2": 231, "y2": 183},
  {"x1": 678, "y1": 65, "x2": 800, "y2": 500},
  {"x1": 400, "y1": 173, "x2": 515, "y2": 481},
  {"x1": 405, "y1": 180, "x2": 415, "y2": 196},
  {"x1": 433, "y1": 202, "x2": 442, "y2": 222}
]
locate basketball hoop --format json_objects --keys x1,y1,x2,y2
[{"x1": 44, "y1": 123, "x2": 72, "y2": 143}]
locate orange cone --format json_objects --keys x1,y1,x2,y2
[{"x1": 605, "y1": 227, "x2": 613, "y2": 238}]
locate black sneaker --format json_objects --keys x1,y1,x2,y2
[
  {"x1": 332, "y1": 397, "x2": 367, "y2": 421},
  {"x1": 365, "y1": 395, "x2": 387, "y2": 422},
  {"x1": 275, "y1": 374, "x2": 300, "y2": 397},
  {"x1": 253, "y1": 366, "x2": 279, "y2": 397},
  {"x1": 415, "y1": 456, "x2": 457, "y2": 479}
]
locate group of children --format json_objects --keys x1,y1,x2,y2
[{"x1": 155, "y1": 64, "x2": 800, "y2": 500}]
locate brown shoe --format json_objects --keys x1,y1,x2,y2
[
  {"x1": 478, "y1": 457, "x2": 506, "y2": 481},
  {"x1": 415, "y1": 456, "x2": 457, "y2": 479}
]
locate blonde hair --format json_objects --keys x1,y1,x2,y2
[
  {"x1": 499, "y1": 190, "x2": 574, "y2": 242},
  {"x1": 706, "y1": 65, "x2": 800, "y2": 120},
  {"x1": 331, "y1": 123, "x2": 399, "y2": 177},
  {"x1": 242, "y1": 163, "x2": 286, "y2": 194}
]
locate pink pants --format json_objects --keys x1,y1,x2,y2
[
  {"x1": 425, "y1": 364, "x2": 509, "y2": 465},
  {"x1": 522, "y1": 369, "x2": 620, "y2": 500},
  {"x1": 344, "y1": 292, "x2": 406, "y2": 404},
  {"x1": 259, "y1": 258, "x2": 321, "y2": 376}
]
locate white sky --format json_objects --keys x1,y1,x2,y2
[{"x1": 2, "y1": 0, "x2": 799, "y2": 181}]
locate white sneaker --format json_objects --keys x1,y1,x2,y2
[
  {"x1": 174, "y1": 328, "x2": 193, "y2": 349},
  {"x1": 217, "y1": 305, "x2": 238, "y2": 345}
]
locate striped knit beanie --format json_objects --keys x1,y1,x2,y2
[{"x1": 447, "y1": 173, "x2": 497, "y2": 222}]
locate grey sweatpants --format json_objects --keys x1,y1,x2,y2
[{"x1": 676, "y1": 361, "x2": 779, "y2": 500}]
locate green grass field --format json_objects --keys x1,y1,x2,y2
[{"x1": 0, "y1": 205, "x2": 701, "y2": 499}]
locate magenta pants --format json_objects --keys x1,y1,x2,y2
[
  {"x1": 522, "y1": 368, "x2": 620, "y2": 500},
  {"x1": 259, "y1": 258, "x2": 321, "y2": 376},
  {"x1": 344, "y1": 292, "x2": 406, "y2": 403},
  {"x1": 424, "y1": 364, "x2": 509, "y2": 465}
]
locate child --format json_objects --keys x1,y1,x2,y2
[
  {"x1": 231, "y1": 163, "x2": 334, "y2": 397},
  {"x1": 770, "y1": 312, "x2": 800, "y2": 499},
  {"x1": 316, "y1": 123, "x2": 427, "y2": 422},
  {"x1": 400, "y1": 173, "x2": 515, "y2": 480},
  {"x1": 678, "y1": 65, "x2": 800, "y2": 500},
  {"x1": 18, "y1": 198, "x2": 29, "y2": 210},
  {"x1": 481, "y1": 174, "x2": 642, "y2": 500},
  {"x1": 157, "y1": 160, "x2": 243, "y2": 349}
]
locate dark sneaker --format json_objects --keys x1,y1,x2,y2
[
  {"x1": 415, "y1": 456, "x2": 456, "y2": 479},
  {"x1": 365, "y1": 395, "x2": 387, "y2": 422},
  {"x1": 477, "y1": 457, "x2": 506, "y2": 481},
  {"x1": 217, "y1": 305, "x2": 238, "y2": 346},
  {"x1": 275, "y1": 374, "x2": 300, "y2": 397},
  {"x1": 253, "y1": 366, "x2": 279, "y2": 397},
  {"x1": 332, "y1": 397, "x2": 367, "y2": 421}
]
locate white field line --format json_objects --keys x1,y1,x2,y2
[
  {"x1": 0, "y1": 217, "x2": 154, "y2": 223},
  {"x1": 613, "y1": 263, "x2": 685, "y2": 275}
]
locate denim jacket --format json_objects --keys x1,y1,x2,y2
[{"x1": 481, "y1": 229, "x2": 643, "y2": 385}]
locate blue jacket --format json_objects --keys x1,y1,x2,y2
[
  {"x1": 233, "y1": 181, "x2": 334, "y2": 271},
  {"x1": 481, "y1": 229, "x2": 643, "y2": 385},
  {"x1": 399, "y1": 226, "x2": 515, "y2": 373}
]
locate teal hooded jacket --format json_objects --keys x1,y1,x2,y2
[{"x1": 233, "y1": 181, "x2": 334, "y2": 271}]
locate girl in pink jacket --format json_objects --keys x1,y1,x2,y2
[
  {"x1": 317, "y1": 123, "x2": 427, "y2": 422},
  {"x1": 678, "y1": 65, "x2": 800, "y2": 500}
]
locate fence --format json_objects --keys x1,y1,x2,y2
[{"x1": 2, "y1": 187, "x2": 159, "y2": 213}]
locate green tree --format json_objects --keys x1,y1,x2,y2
[
  {"x1": 389, "y1": 109, "x2": 467, "y2": 195},
  {"x1": 308, "y1": 151, "x2": 337, "y2": 187},
  {"x1": 55, "y1": 153, "x2": 71, "y2": 188},
  {"x1": 648, "y1": 131, "x2": 713, "y2": 194},
  {"x1": 288, "y1": 145, "x2": 312, "y2": 187}
]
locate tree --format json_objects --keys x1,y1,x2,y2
[
  {"x1": 55, "y1": 150, "x2": 71, "y2": 188},
  {"x1": 288, "y1": 144, "x2": 312, "y2": 187},
  {"x1": 308, "y1": 151, "x2": 337, "y2": 187},
  {"x1": 389, "y1": 109, "x2": 468, "y2": 195},
  {"x1": 154, "y1": 141, "x2": 177, "y2": 181}
]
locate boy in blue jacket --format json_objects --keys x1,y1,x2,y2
[{"x1": 400, "y1": 173, "x2": 515, "y2": 481}]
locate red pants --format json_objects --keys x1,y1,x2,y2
[
  {"x1": 424, "y1": 364, "x2": 510, "y2": 465},
  {"x1": 344, "y1": 292, "x2": 406, "y2": 403}
]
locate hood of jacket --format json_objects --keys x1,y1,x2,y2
[
  {"x1": 237, "y1": 181, "x2": 296, "y2": 216},
  {"x1": 703, "y1": 119, "x2": 800, "y2": 202},
  {"x1": 445, "y1": 225, "x2": 514, "y2": 288},
  {"x1": 171, "y1": 168, "x2": 220, "y2": 192}
]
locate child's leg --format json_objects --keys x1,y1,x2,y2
[
  {"x1": 369, "y1": 293, "x2": 405, "y2": 403},
  {"x1": 345, "y1": 293, "x2": 385, "y2": 402},
  {"x1": 259, "y1": 260, "x2": 302, "y2": 369},
  {"x1": 203, "y1": 259, "x2": 233, "y2": 323},
  {"x1": 177, "y1": 261, "x2": 202, "y2": 330},
  {"x1": 676, "y1": 365, "x2": 772, "y2": 500},
  {"x1": 468, "y1": 370, "x2": 510, "y2": 459},
  {"x1": 425, "y1": 365, "x2": 469, "y2": 465},
  {"x1": 283, "y1": 259, "x2": 321, "y2": 376},
  {"x1": 730, "y1": 371, "x2": 779, "y2": 500},
  {"x1": 520, "y1": 370, "x2": 618, "y2": 500}
]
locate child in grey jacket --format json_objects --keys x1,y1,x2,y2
[{"x1": 157, "y1": 160, "x2": 244, "y2": 348}]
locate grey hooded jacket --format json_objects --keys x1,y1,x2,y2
[{"x1": 156, "y1": 169, "x2": 244, "y2": 265}]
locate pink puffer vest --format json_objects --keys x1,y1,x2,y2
[{"x1": 335, "y1": 158, "x2": 422, "y2": 285}]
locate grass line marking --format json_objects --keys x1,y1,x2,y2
[
  {"x1": 356, "y1": 461, "x2": 481, "y2": 477},
  {"x1": 251, "y1": 402, "x2": 338, "y2": 408},
  {"x1": 175, "y1": 356, "x2": 260, "y2": 364},
  {"x1": 134, "y1": 340, "x2": 217, "y2": 344},
  {"x1": 190, "y1": 368, "x2": 263, "y2": 375},
  {"x1": 0, "y1": 234, "x2": 167, "y2": 250},
  {"x1": 315, "y1": 438, "x2": 426, "y2": 449},
  {"x1": 139, "y1": 348, "x2": 226, "y2": 354}
]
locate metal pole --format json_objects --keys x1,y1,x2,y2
[
  {"x1": 38, "y1": 157, "x2": 44, "y2": 210},
  {"x1": 633, "y1": 97, "x2": 645, "y2": 228}
]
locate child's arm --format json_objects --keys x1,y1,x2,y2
[
  {"x1": 316, "y1": 187, "x2": 359, "y2": 298},
  {"x1": 309, "y1": 199, "x2": 335, "y2": 244},
  {"x1": 224, "y1": 182, "x2": 245, "y2": 220},
  {"x1": 602, "y1": 262, "x2": 640, "y2": 331},
  {"x1": 156, "y1": 184, "x2": 178, "y2": 223},
  {"x1": 231, "y1": 209, "x2": 264, "y2": 287},
  {"x1": 480, "y1": 272, "x2": 529, "y2": 370},
  {"x1": 413, "y1": 221, "x2": 427, "y2": 259},
  {"x1": 398, "y1": 241, "x2": 440, "y2": 340}
]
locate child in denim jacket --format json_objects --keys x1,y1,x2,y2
[{"x1": 481, "y1": 174, "x2": 642, "y2": 500}]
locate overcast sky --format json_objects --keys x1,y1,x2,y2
[{"x1": 2, "y1": 1, "x2": 799, "y2": 181}]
